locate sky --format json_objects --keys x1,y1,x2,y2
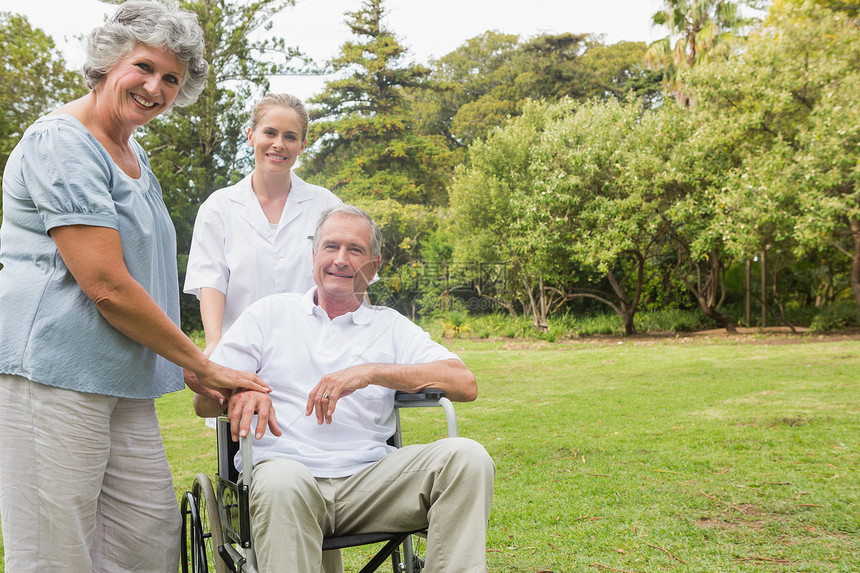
[{"x1": 0, "y1": 0, "x2": 665, "y2": 102}]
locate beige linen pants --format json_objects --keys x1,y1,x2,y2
[
  {"x1": 249, "y1": 437, "x2": 495, "y2": 573},
  {"x1": 0, "y1": 374, "x2": 181, "y2": 573}
]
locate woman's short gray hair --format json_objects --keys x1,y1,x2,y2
[
  {"x1": 314, "y1": 205, "x2": 384, "y2": 259},
  {"x1": 83, "y1": 0, "x2": 208, "y2": 107}
]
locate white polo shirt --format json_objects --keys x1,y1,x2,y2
[
  {"x1": 184, "y1": 172, "x2": 341, "y2": 334},
  {"x1": 210, "y1": 288, "x2": 461, "y2": 478}
]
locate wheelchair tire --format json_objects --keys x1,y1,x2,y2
[
  {"x1": 181, "y1": 490, "x2": 205, "y2": 573},
  {"x1": 398, "y1": 534, "x2": 426, "y2": 573},
  {"x1": 181, "y1": 474, "x2": 228, "y2": 573}
]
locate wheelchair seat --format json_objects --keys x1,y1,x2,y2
[{"x1": 181, "y1": 390, "x2": 458, "y2": 573}]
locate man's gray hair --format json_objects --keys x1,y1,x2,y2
[
  {"x1": 83, "y1": 0, "x2": 208, "y2": 107},
  {"x1": 313, "y1": 205, "x2": 383, "y2": 258}
]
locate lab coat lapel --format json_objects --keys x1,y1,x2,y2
[
  {"x1": 235, "y1": 174, "x2": 276, "y2": 244},
  {"x1": 277, "y1": 173, "x2": 313, "y2": 229}
]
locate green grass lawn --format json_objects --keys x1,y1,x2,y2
[{"x1": 2, "y1": 335, "x2": 859, "y2": 572}]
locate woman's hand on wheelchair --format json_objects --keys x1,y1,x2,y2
[{"x1": 227, "y1": 389, "x2": 282, "y2": 441}]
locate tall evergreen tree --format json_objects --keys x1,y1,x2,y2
[{"x1": 299, "y1": 0, "x2": 452, "y2": 271}]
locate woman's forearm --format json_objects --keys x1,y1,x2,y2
[{"x1": 50, "y1": 225, "x2": 269, "y2": 393}]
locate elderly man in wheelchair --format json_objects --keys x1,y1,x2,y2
[{"x1": 185, "y1": 204, "x2": 495, "y2": 573}]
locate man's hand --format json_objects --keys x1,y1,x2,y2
[
  {"x1": 306, "y1": 363, "x2": 377, "y2": 424},
  {"x1": 228, "y1": 390, "x2": 282, "y2": 441}
]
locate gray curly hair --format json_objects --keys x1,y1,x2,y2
[{"x1": 83, "y1": 0, "x2": 208, "y2": 107}]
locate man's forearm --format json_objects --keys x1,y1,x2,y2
[{"x1": 372, "y1": 359, "x2": 477, "y2": 402}]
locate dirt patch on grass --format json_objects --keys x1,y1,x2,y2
[
  {"x1": 695, "y1": 517, "x2": 739, "y2": 530},
  {"x1": 735, "y1": 504, "x2": 769, "y2": 517},
  {"x1": 694, "y1": 504, "x2": 786, "y2": 532}
]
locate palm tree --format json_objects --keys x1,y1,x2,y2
[{"x1": 646, "y1": 0, "x2": 753, "y2": 107}]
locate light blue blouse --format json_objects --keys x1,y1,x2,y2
[{"x1": 0, "y1": 115, "x2": 184, "y2": 399}]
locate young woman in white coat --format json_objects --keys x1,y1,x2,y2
[{"x1": 185, "y1": 93, "x2": 342, "y2": 354}]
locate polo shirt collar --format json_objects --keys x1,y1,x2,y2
[{"x1": 301, "y1": 287, "x2": 374, "y2": 325}]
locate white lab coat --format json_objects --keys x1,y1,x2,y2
[{"x1": 184, "y1": 171, "x2": 342, "y2": 335}]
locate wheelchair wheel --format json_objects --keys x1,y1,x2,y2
[
  {"x1": 181, "y1": 474, "x2": 227, "y2": 573},
  {"x1": 397, "y1": 534, "x2": 426, "y2": 572}
]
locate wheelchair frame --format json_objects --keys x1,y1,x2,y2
[{"x1": 181, "y1": 390, "x2": 458, "y2": 573}]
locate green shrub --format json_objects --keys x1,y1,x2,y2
[
  {"x1": 440, "y1": 309, "x2": 471, "y2": 338},
  {"x1": 635, "y1": 308, "x2": 712, "y2": 333},
  {"x1": 188, "y1": 329, "x2": 205, "y2": 349},
  {"x1": 572, "y1": 313, "x2": 623, "y2": 336},
  {"x1": 810, "y1": 301, "x2": 860, "y2": 332}
]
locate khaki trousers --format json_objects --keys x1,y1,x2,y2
[
  {"x1": 249, "y1": 437, "x2": 495, "y2": 573},
  {"x1": 0, "y1": 374, "x2": 181, "y2": 573}
]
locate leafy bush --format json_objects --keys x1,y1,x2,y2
[
  {"x1": 810, "y1": 302, "x2": 860, "y2": 332},
  {"x1": 635, "y1": 308, "x2": 712, "y2": 333},
  {"x1": 571, "y1": 314, "x2": 623, "y2": 336},
  {"x1": 416, "y1": 303, "x2": 860, "y2": 341},
  {"x1": 440, "y1": 309, "x2": 471, "y2": 338}
]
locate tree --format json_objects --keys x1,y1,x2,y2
[
  {"x1": 578, "y1": 40, "x2": 664, "y2": 108},
  {"x1": 451, "y1": 98, "x2": 689, "y2": 335},
  {"x1": 412, "y1": 32, "x2": 662, "y2": 149},
  {"x1": 527, "y1": 97, "x2": 668, "y2": 335},
  {"x1": 0, "y1": 12, "x2": 85, "y2": 190},
  {"x1": 298, "y1": 0, "x2": 452, "y2": 274},
  {"x1": 687, "y1": 1, "x2": 860, "y2": 311},
  {"x1": 646, "y1": 0, "x2": 755, "y2": 107},
  {"x1": 449, "y1": 100, "x2": 565, "y2": 328},
  {"x1": 654, "y1": 105, "x2": 741, "y2": 332},
  {"x1": 772, "y1": 0, "x2": 859, "y2": 17},
  {"x1": 513, "y1": 33, "x2": 592, "y2": 101},
  {"x1": 409, "y1": 30, "x2": 520, "y2": 148}
]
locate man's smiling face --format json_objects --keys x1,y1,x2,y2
[{"x1": 312, "y1": 213, "x2": 380, "y2": 309}]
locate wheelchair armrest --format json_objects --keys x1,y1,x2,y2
[
  {"x1": 393, "y1": 389, "x2": 458, "y2": 439},
  {"x1": 394, "y1": 388, "x2": 445, "y2": 403}
]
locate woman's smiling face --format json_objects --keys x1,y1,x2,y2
[
  {"x1": 248, "y1": 105, "x2": 307, "y2": 175},
  {"x1": 99, "y1": 43, "x2": 185, "y2": 129}
]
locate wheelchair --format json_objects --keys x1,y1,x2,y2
[{"x1": 181, "y1": 390, "x2": 458, "y2": 573}]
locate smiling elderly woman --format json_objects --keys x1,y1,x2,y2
[{"x1": 0, "y1": 1, "x2": 270, "y2": 571}]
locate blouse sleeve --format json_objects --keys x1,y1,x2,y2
[{"x1": 17, "y1": 119, "x2": 117, "y2": 233}]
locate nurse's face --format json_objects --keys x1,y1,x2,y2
[{"x1": 248, "y1": 105, "x2": 306, "y2": 175}]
